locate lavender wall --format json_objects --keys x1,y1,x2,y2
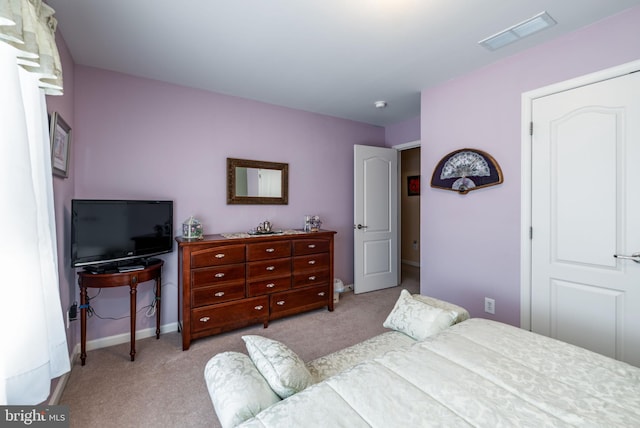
[
  {"x1": 46, "y1": 32, "x2": 76, "y2": 355},
  {"x1": 72, "y1": 67, "x2": 384, "y2": 340},
  {"x1": 420, "y1": 6, "x2": 640, "y2": 325},
  {"x1": 385, "y1": 115, "x2": 420, "y2": 146}
]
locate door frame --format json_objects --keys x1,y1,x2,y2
[{"x1": 520, "y1": 59, "x2": 640, "y2": 330}]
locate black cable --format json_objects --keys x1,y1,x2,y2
[{"x1": 83, "y1": 287, "x2": 161, "y2": 320}]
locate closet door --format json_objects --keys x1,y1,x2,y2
[{"x1": 530, "y1": 71, "x2": 640, "y2": 366}]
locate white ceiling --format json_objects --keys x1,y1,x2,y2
[{"x1": 46, "y1": 1, "x2": 640, "y2": 126}]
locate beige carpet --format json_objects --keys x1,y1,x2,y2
[{"x1": 60, "y1": 266, "x2": 419, "y2": 427}]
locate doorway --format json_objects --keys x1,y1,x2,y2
[
  {"x1": 353, "y1": 142, "x2": 421, "y2": 293},
  {"x1": 393, "y1": 141, "x2": 421, "y2": 286},
  {"x1": 400, "y1": 146, "x2": 421, "y2": 282}
]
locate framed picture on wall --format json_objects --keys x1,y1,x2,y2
[
  {"x1": 407, "y1": 175, "x2": 420, "y2": 196},
  {"x1": 50, "y1": 112, "x2": 71, "y2": 178},
  {"x1": 430, "y1": 148, "x2": 502, "y2": 195}
]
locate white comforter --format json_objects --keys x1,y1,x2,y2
[{"x1": 239, "y1": 318, "x2": 640, "y2": 427}]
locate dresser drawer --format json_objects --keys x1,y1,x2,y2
[
  {"x1": 247, "y1": 258, "x2": 291, "y2": 280},
  {"x1": 247, "y1": 241, "x2": 291, "y2": 261},
  {"x1": 292, "y1": 269, "x2": 329, "y2": 288},
  {"x1": 192, "y1": 282, "x2": 245, "y2": 307},
  {"x1": 292, "y1": 239, "x2": 330, "y2": 255},
  {"x1": 192, "y1": 264, "x2": 245, "y2": 288},
  {"x1": 293, "y1": 253, "x2": 329, "y2": 272},
  {"x1": 191, "y1": 244, "x2": 245, "y2": 268},
  {"x1": 191, "y1": 296, "x2": 269, "y2": 334},
  {"x1": 247, "y1": 276, "x2": 291, "y2": 297},
  {"x1": 270, "y1": 284, "x2": 330, "y2": 319}
]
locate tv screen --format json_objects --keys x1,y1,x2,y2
[{"x1": 71, "y1": 199, "x2": 174, "y2": 268}]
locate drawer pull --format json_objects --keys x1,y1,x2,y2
[
  {"x1": 308, "y1": 244, "x2": 316, "y2": 249},
  {"x1": 214, "y1": 291, "x2": 225, "y2": 297},
  {"x1": 215, "y1": 253, "x2": 225, "y2": 259},
  {"x1": 308, "y1": 275, "x2": 316, "y2": 281},
  {"x1": 276, "y1": 300, "x2": 285, "y2": 306},
  {"x1": 265, "y1": 248, "x2": 275, "y2": 253},
  {"x1": 308, "y1": 260, "x2": 316, "y2": 265},
  {"x1": 266, "y1": 266, "x2": 275, "y2": 271},
  {"x1": 318, "y1": 292, "x2": 326, "y2": 297},
  {"x1": 214, "y1": 273, "x2": 225, "y2": 278},
  {"x1": 266, "y1": 283, "x2": 275, "y2": 288},
  {"x1": 199, "y1": 317, "x2": 210, "y2": 323},
  {"x1": 254, "y1": 305, "x2": 264, "y2": 310}
]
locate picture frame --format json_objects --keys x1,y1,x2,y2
[
  {"x1": 50, "y1": 112, "x2": 71, "y2": 178},
  {"x1": 430, "y1": 148, "x2": 503, "y2": 195},
  {"x1": 407, "y1": 175, "x2": 420, "y2": 196}
]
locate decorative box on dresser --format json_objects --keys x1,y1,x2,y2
[{"x1": 176, "y1": 230, "x2": 336, "y2": 350}]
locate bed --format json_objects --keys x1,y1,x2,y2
[{"x1": 238, "y1": 318, "x2": 640, "y2": 427}]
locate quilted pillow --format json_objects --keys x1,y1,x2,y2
[
  {"x1": 383, "y1": 289, "x2": 458, "y2": 340},
  {"x1": 204, "y1": 351, "x2": 280, "y2": 428},
  {"x1": 242, "y1": 335, "x2": 313, "y2": 399}
]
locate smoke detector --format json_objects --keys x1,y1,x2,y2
[{"x1": 374, "y1": 101, "x2": 387, "y2": 109}]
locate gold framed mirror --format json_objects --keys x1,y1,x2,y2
[{"x1": 227, "y1": 158, "x2": 289, "y2": 205}]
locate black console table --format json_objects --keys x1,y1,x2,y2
[{"x1": 77, "y1": 261, "x2": 163, "y2": 365}]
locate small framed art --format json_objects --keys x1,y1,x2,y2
[
  {"x1": 407, "y1": 175, "x2": 420, "y2": 196},
  {"x1": 430, "y1": 148, "x2": 502, "y2": 195},
  {"x1": 50, "y1": 112, "x2": 71, "y2": 178}
]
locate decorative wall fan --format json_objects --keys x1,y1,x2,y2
[{"x1": 430, "y1": 148, "x2": 503, "y2": 194}]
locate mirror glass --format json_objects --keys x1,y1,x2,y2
[
  {"x1": 235, "y1": 167, "x2": 282, "y2": 197},
  {"x1": 227, "y1": 158, "x2": 288, "y2": 204}
]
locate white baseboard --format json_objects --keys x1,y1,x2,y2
[
  {"x1": 86, "y1": 322, "x2": 179, "y2": 351},
  {"x1": 48, "y1": 344, "x2": 80, "y2": 405}
]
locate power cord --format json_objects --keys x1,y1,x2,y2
[{"x1": 82, "y1": 288, "x2": 162, "y2": 320}]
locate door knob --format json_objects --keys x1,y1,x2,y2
[
  {"x1": 354, "y1": 224, "x2": 368, "y2": 230},
  {"x1": 613, "y1": 252, "x2": 640, "y2": 263}
]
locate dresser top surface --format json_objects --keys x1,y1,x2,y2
[{"x1": 176, "y1": 229, "x2": 336, "y2": 247}]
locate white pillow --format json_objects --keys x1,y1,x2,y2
[
  {"x1": 204, "y1": 351, "x2": 280, "y2": 428},
  {"x1": 383, "y1": 289, "x2": 457, "y2": 340},
  {"x1": 242, "y1": 335, "x2": 313, "y2": 399}
]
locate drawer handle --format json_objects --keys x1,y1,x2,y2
[
  {"x1": 214, "y1": 291, "x2": 225, "y2": 297},
  {"x1": 308, "y1": 244, "x2": 316, "y2": 248},
  {"x1": 265, "y1": 248, "x2": 275, "y2": 253},
  {"x1": 266, "y1": 266, "x2": 275, "y2": 271},
  {"x1": 318, "y1": 292, "x2": 325, "y2": 297},
  {"x1": 308, "y1": 275, "x2": 316, "y2": 281},
  {"x1": 308, "y1": 260, "x2": 316, "y2": 265},
  {"x1": 215, "y1": 253, "x2": 225, "y2": 259},
  {"x1": 214, "y1": 273, "x2": 225, "y2": 278},
  {"x1": 199, "y1": 317, "x2": 210, "y2": 323},
  {"x1": 266, "y1": 283, "x2": 275, "y2": 288},
  {"x1": 276, "y1": 300, "x2": 285, "y2": 306},
  {"x1": 254, "y1": 305, "x2": 264, "y2": 310}
]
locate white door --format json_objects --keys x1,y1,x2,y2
[
  {"x1": 354, "y1": 144, "x2": 399, "y2": 294},
  {"x1": 531, "y1": 71, "x2": 640, "y2": 366}
]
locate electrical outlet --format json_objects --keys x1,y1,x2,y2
[
  {"x1": 484, "y1": 297, "x2": 495, "y2": 315},
  {"x1": 69, "y1": 302, "x2": 77, "y2": 320},
  {"x1": 412, "y1": 240, "x2": 419, "y2": 250}
]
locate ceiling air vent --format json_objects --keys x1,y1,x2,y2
[{"x1": 479, "y1": 11, "x2": 556, "y2": 51}]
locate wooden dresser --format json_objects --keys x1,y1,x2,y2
[{"x1": 176, "y1": 230, "x2": 336, "y2": 350}]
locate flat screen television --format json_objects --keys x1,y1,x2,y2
[{"x1": 71, "y1": 199, "x2": 174, "y2": 268}]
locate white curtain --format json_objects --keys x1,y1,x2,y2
[{"x1": 0, "y1": 0, "x2": 69, "y2": 404}]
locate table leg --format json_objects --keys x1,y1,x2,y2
[
  {"x1": 80, "y1": 285, "x2": 87, "y2": 366},
  {"x1": 155, "y1": 273, "x2": 161, "y2": 339},
  {"x1": 130, "y1": 284, "x2": 137, "y2": 361}
]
